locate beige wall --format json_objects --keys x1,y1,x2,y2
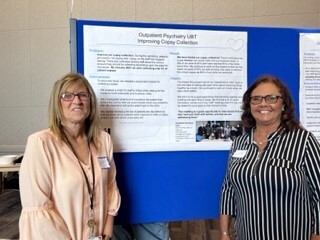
[{"x1": 0, "y1": 0, "x2": 319, "y2": 153}]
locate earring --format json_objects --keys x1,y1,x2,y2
[{"x1": 282, "y1": 106, "x2": 285, "y2": 111}]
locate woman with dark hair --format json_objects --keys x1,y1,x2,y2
[
  {"x1": 19, "y1": 73, "x2": 120, "y2": 240},
  {"x1": 219, "y1": 75, "x2": 320, "y2": 240},
  {"x1": 241, "y1": 75, "x2": 300, "y2": 133}
]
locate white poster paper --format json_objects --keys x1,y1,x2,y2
[
  {"x1": 300, "y1": 33, "x2": 320, "y2": 141},
  {"x1": 83, "y1": 25, "x2": 247, "y2": 152}
]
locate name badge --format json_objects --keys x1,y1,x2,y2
[
  {"x1": 232, "y1": 150, "x2": 247, "y2": 158},
  {"x1": 97, "y1": 156, "x2": 110, "y2": 169}
]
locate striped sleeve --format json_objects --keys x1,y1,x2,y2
[
  {"x1": 220, "y1": 142, "x2": 237, "y2": 216},
  {"x1": 305, "y1": 132, "x2": 320, "y2": 235}
]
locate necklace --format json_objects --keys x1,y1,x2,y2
[
  {"x1": 257, "y1": 139, "x2": 267, "y2": 145},
  {"x1": 253, "y1": 131, "x2": 268, "y2": 145}
]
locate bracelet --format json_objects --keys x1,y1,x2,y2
[{"x1": 221, "y1": 231, "x2": 229, "y2": 236}]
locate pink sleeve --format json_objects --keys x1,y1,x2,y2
[
  {"x1": 105, "y1": 132, "x2": 121, "y2": 216},
  {"x1": 19, "y1": 134, "x2": 71, "y2": 240}
]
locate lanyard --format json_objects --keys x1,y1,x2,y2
[
  {"x1": 65, "y1": 138, "x2": 95, "y2": 212},
  {"x1": 78, "y1": 149, "x2": 95, "y2": 211}
]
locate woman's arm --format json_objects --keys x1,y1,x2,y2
[
  {"x1": 19, "y1": 133, "x2": 71, "y2": 239},
  {"x1": 219, "y1": 214, "x2": 232, "y2": 240},
  {"x1": 311, "y1": 234, "x2": 320, "y2": 240},
  {"x1": 102, "y1": 214, "x2": 114, "y2": 239},
  {"x1": 101, "y1": 132, "x2": 121, "y2": 239},
  {"x1": 305, "y1": 133, "x2": 320, "y2": 236}
]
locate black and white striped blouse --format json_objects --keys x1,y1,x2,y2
[{"x1": 220, "y1": 127, "x2": 320, "y2": 240}]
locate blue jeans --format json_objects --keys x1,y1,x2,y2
[{"x1": 113, "y1": 222, "x2": 170, "y2": 240}]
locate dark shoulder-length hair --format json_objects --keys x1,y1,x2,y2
[
  {"x1": 48, "y1": 73, "x2": 102, "y2": 149},
  {"x1": 241, "y1": 74, "x2": 301, "y2": 133}
]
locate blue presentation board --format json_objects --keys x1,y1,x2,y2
[{"x1": 70, "y1": 19, "x2": 320, "y2": 224}]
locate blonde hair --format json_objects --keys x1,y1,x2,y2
[{"x1": 48, "y1": 73, "x2": 102, "y2": 149}]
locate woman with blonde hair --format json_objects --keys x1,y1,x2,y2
[{"x1": 19, "y1": 73, "x2": 120, "y2": 240}]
